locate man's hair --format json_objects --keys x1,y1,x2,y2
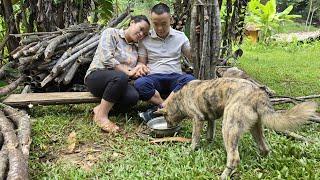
[
  {"x1": 151, "y1": 3, "x2": 170, "y2": 15},
  {"x1": 131, "y1": 15, "x2": 150, "y2": 25}
]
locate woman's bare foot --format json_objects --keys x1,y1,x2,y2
[
  {"x1": 93, "y1": 106, "x2": 120, "y2": 133},
  {"x1": 93, "y1": 105, "x2": 100, "y2": 115}
]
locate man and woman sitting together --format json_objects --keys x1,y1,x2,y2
[{"x1": 85, "y1": 3, "x2": 196, "y2": 133}]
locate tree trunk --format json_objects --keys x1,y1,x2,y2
[
  {"x1": 210, "y1": 0, "x2": 222, "y2": 78},
  {"x1": 1, "y1": 0, "x2": 20, "y2": 52}
]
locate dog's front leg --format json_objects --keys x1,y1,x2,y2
[
  {"x1": 206, "y1": 119, "x2": 216, "y2": 143},
  {"x1": 191, "y1": 119, "x2": 204, "y2": 150}
]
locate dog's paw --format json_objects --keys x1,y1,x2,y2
[
  {"x1": 220, "y1": 168, "x2": 232, "y2": 180},
  {"x1": 191, "y1": 144, "x2": 200, "y2": 151}
]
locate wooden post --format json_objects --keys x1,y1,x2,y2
[{"x1": 190, "y1": 0, "x2": 221, "y2": 80}]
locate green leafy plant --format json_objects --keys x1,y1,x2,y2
[
  {"x1": 93, "y1": 0, "x2": 114, "y2": 24},
  {"x1": 246, "y1": 0, "x2": 301, "y2": 41}
]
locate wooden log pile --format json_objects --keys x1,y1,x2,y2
[
  {"x1": 11, "y1": 23, "x2": 98, "y2": 93},
  {"x1": 0, "y1": 9, "x2": 132, "y2": 95},
  {"x1": 0, "y1": 103, "x2": 30, "y2": 179}
]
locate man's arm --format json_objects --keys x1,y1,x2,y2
[
  {"x1": 182, "y1": 46, "x2": 192, "y2": 61},
  {"x1": 181, "y1": 35, "x2": 192, "y2": 60},
  {"x1": 137, "y1": 56, "x2": 148, "y2": 65}
]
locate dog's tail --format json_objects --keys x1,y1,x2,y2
[{"x1": 258, "y1": 101, "x2": 318, "y2": 131}]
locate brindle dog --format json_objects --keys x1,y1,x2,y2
[{"x1": 157, "y1": 77, "x2": 318, "y2": 179}]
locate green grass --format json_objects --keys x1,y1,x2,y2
[
  {"x1": 277, "y1": 21, "x2": 319, "y2": 33},
  {"x1": 28, "y1": 41, "x2": 320, "y2": 179}
]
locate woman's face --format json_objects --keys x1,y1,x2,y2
[{"x1": 127, "y1": 20, "x2": 150, "y2": 42}]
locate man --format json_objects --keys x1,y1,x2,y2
[{"x1": 134, "y1": 3, "x2": 196, "y2": 121}]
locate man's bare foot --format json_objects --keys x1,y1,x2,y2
[{"x1": 93, "y1": 113, "x2": 120, "y2": 133}]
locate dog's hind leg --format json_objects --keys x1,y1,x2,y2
[
  {"x1": 191, "y1": 119, "x2": 204, "y2": 150},
  {"x1": 220, "y1": 113, "x2": 245, "y2": 180},
  {"x1": 250, "y1": 122, "x2": 270, "y2": 156},
  {"x1": 206, "y1": 119, "x2": 216, "y2": 143}
]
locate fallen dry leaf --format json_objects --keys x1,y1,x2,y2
[{"x1": 66, "y1": 131, "x2": 77, "y2": 154}]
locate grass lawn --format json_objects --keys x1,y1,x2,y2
[{"x1": 28, "y1": 40, "x2": 320, "y2": 179}]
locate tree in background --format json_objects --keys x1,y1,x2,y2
[{"x1": 0, "y1": 0, "x2": 114, "y2": 58}]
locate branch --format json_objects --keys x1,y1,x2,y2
[
  {"x1": 0, "y1": 76, "x2": 25, "y2": 96},
  {"x1": 276, "y1": 130, "x2": 315, "y2": 144},
  {"x1": 271, "y1": 95, "x2": 320, "y2": 105}
]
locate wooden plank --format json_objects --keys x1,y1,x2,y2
[{"x1": 3, "y1": 92, "x2": 100, "y2": 107}]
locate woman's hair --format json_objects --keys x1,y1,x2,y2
[{"x1": 131, "y1": 15, "x2": 150, "y2": 26}]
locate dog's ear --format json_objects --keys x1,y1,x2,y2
[{"x1": 154, "y1": 108, "x2": 167, "y2": 115}]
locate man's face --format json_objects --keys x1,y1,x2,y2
[{"x1": 151, "y1": 12, "x2": 171, "y2": 38}]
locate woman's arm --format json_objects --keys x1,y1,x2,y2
[
  {"x1": 114, "y1": 64, "x2": 138, "y2": 77},
  {"x1": 98, "y1": 29, "x2": 121, "y2": 68}
]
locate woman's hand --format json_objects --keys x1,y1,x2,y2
[
  {"x1": 131, "y1": 64, "x2": 149, "y2": 79},
  {"x1": 128, "y1": 67, "x2": 139, "y2": 78}
]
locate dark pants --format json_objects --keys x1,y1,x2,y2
[
  {"x1": 134, "y1": 73, "x2": 196, "y2": 101},
  {"x1": 85, "y1": 70, "x2": 139, "y2": 110}
]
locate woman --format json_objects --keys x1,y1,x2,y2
[{"x1": 85, "y1": 15, "x2": 150, "y2": 133}]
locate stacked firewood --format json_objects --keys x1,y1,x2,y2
[
  {"x1": 0, "y1": 103, "x2": 30, "y2": 179},
  {"x1": 3, "y1": 9, "x2": 132, "y2": 94},
  {"x1": 10, "y1": 23, "x2": 99, "y2": 92}
]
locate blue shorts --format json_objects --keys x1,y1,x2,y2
[{"x1": 134, "y1": 73, "x2": 196, "y2": 101}]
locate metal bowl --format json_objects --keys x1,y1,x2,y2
[{"x1": 147, "y1": 116, "x2": 180, "y2": 137}]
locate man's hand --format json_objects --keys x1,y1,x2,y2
[{"x1": 132, "y1": 64, "x2": 149, "y2": 79}]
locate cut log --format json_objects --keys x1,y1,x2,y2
[
  {"x1": 0, "y1": 62, "x2": 15, "y2": 80},
  {"x1": 54, "y1": 63, "x2": 73, "y2": 84},
  {"x1": 20, "y1": 35, "x2": 41, "y2": 45},
  {"x1": 34, "y1": 73, "x2": 48, "y2": 82},
  {"x1": 21, "y1": 85, "x2": 31, "y2": 94},
  {"x1": 0, "y1": 150, "x2": 8, "y2": 180},
  {"x1": 44, "y1": 32, "x2": 76, "y2": 59},
  {"x1": 40, "y1": 74, "x2": 56, "y2": 87},
  {"x1": 37, "y1": 60, "x2": 58, "y2": 71},
  {"x1": 1, "y1": 104, "x2": 31, "y2": 159},
  {"x1": 51, "y1": 35, "x2": 99, "y2": 75},
  {"x1": 58, "y1": 32, "x2": 88, "y2": 48},
  {"x1": 58, "y1": 40, "x2": 99, "y2": 69},
  {"x1": 12, "y1": 42, "x2": 37, "y2": 59},
  {"x1": 77, "y1": 57, "x2": 93, "y2": 64},
  {"x1": 0, "y1": 76, "x2": 25, "y2": 96},
  {"x1": 74, "y1": 33, "x2": 94, "y2": 46},
  {"x1": 0, "y1": 111, "x2": 28, "y2": 180},
  {"x1": 23, "y1": 42, "x2": 41, "y2": 55},
  {"x1": 63, "y1": 61, "x2": 81, "y2": 85},
  {"x1": 3, "y1": 92, "x2": 99, "y2": 107}
]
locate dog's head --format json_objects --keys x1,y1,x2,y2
[
  {"x1": 155, "y1": 107, "x2": 184, "y2": 128},
  {"x1": 155, "y1": 93, "x2": 185, "y2": 128}
]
